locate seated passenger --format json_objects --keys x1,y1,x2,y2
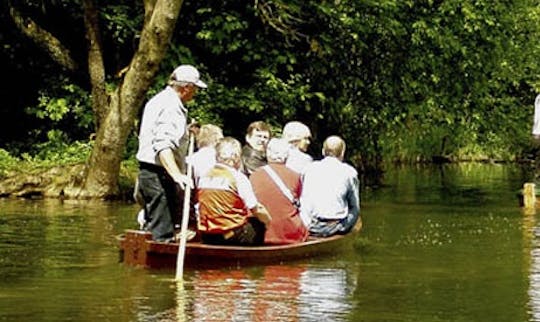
[
  {"x1": 301, "y1": 135, "x2": 360, "y2": 237},
  {"x1": 282, "y1": 121, "x2": 313, "y2": 174},
  {"x1": 187, "y1": 124, "x2": 224, "y2": 181},
  {"x1": 250, "y1": 138, "x2": 309, "y2": 244},
  {"x1": 197, "y1": 137, "x2": 272, "y2": 245},
  {"x1": 241, "y1": 121, "x2": 271, "y2": 176}
]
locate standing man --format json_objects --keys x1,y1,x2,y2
[
  {"x1": 241, "y1": 121, "x2": 271, "y2": 176},
  {"x1": 282, "y1": 121, "x2": 313, "y2": 174},
  {"x1": 136, "y1": 64, "x2": 207, "y2": 241},
  {"x1": 301, "y1": 135, "x2": 360, "y2": 237}
]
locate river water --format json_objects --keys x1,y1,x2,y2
[{"x1": 0, "y1": 163, "x2": 538, "y2": 321}]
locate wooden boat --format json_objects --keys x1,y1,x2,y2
[{"x1": 117, "y1": 220, "x2": 362, "y2": 269}]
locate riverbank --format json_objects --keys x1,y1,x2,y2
[
  {"x1": 0, "y1": 157, "x2": 534, "y2": 201},
  {"x1": 0, "y1": 161, "x2": 138, "y2": 201}
]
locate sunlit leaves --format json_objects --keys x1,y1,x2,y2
[
  {"x1": 4, "y1": 0, "x2": 540, "y2": 167},
  {"x1": 100, "y1": 4, "x2": 143, "y2": 45},
  {"x1": 0, "y1": 149, "x2": 20, "y2": 178},
  {"x1": 26, "y1": 81, "x2": 92, "y2": 132},
  {"x1": 196, "y1": 11, "x2": 249, "y2": 55},
  {"x1": 377, "y1": 0, "x2": 540, "y2": 161}
]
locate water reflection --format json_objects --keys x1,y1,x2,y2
[
  {"x1": 298, "y1": 266, "x2": 356, "y2": 321},
  {"x1": 137, "y1": 264, "x2": 357, "y2": 322},
  {"x1": 2, "y1": 164, "x2": 538, "y2": 321},
  {"x1": 189, "y1": 265, "x2": 355, "y2": 321},
  {"x1": 527, "y1": 209, "x2": 540, "y2": 321}
]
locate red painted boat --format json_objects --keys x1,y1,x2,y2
[{"x1": 117, "y1": 220, "x2": 362, "y2": 269}]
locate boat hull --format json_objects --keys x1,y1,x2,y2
[{"x1": 118, "y1": 221, "x2": 362, "y2": 269}]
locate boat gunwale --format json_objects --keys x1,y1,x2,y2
[{"x1": 117, "y1": 219, "x2": 362, "y2": 268}]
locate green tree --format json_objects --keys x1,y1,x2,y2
[
  {"x1": 2, "y1": 0, "x2": 540, "y2": 198},
  {"x1": 6, "y1": 0, "x2": 185, "y2": 198}
]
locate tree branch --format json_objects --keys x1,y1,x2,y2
[
  {"x1": 121, "y1": 0, "x2": 184, "y2": 118},
  {"x1": 83, "y1": 0, "x2": 108, "y2": 129},
  {"x1": 254, "y1": 0, "x2": 307, "y2": 41},
  {"x1": 9, "y1": 5, "x2": 77, "y2": 71}
]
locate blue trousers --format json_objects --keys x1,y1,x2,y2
[{"x1": 309, "y1": 211, "x2": 359, "y2": 237}]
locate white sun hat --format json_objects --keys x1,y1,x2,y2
[{"x1": 171, "y1": 65, "x2": 207, "y2": 88}]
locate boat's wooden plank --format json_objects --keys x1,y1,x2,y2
[{"x1": 118, "y1": 219, "x2": 362, "y2": 269}]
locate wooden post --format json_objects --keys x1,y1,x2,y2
[{"x1": 523, "y1": 183, "x2": 536, "y2": 211}]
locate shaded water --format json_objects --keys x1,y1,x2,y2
[{"x1": 0, "y1": 163, "x2": 538, "y2": 321}]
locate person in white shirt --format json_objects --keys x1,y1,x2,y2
[
  {"x1": 187, "y1": 124, "x2": 223, "y2": 181},
  {"x1": 300, "y1": 135, "x2": 360, "y2": 237},
  {"x1": 135, "y1": 64, "x2": 207, "y2": 242},
  {"x1": 282, "y1": 121, "x2": 313, "y2": 174}
]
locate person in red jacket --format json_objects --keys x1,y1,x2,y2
[{"x1": 250, "y1": 138, "x2": 308, "y2": 244}]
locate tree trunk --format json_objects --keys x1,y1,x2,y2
[
  {"x1": 78, "y1": 0, "x2": 184, "y2": 198},
  {"x1": 69, "y1": 93, "x2": 126, "y2": 198},
  {"x1": 8, "y1": 0, "x2": 185, "y2": 199}
]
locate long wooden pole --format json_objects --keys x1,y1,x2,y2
[{"x1": 175, "y1": 132, "x2": 195, "y2": 280}]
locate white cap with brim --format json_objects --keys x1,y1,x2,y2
[
  {"x1": 282, "y1": 121, "x2": 311, "y2": 142},
  {"x1": 171, "y1": 65, "x2": 207, "y2": 88}
]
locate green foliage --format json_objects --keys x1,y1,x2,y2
[
  {"x1": 4, "y1": 0, "x2": 540, "y2": 172},
  {"x1": 25, "y1": 79, "x2": 93, "y2": 138},
  {"x1": 123, "y1": 132, "x2": 139, "y2": 160},
  {"x1": 196, "y1": 9, "x2": 250, "y2": 55},
  {"x1": 385, "y1": 0, "x2": 540, "y2": 162},
  {"x1": 0, "y1": 149, "x2": 20, "y2": 178},
  {"x1": 23, "y1": 130, "x2": 92, "y2": 166},
  {"x1": 171, "y1": 0, "x2": 540, "y2": 166},
  {"x1": 118, "y1": 157, "x2": 139, "y2": 196},
  {"x1": 100, "y1": 4, "x2": 143, "y2": 46},
  {"x1": 0, "y1": 131, "x2": 91, "y2": 178}
]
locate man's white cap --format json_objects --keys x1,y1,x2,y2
[
  {"x1": 282, "y1": 121, "x2": 311, "y2": 142},
  {"x1": 171, "y1": 65, "x2": 207, "y2": 88}
]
